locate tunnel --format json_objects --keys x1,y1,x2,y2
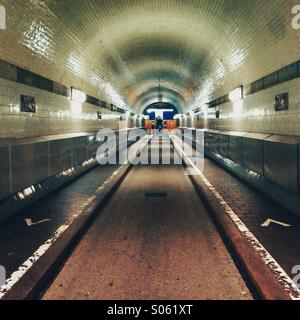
[{"x1": 0, "y1": 0, "x2": 300, "y2": 304}]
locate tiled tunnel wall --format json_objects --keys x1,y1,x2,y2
[
  {"x1": 192, "y1": 77, "x2": 300, "y2": 136},
  {"x1": 0, "y1": 75, "x2": 123, "y2": 139},
  {"x1": 0, "y1": 60, "x2": 137, "y2": 214}
]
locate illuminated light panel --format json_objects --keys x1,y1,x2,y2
[
  {"x1": 102, "y1": 114, "x2": 122, "y2": 120},
  {"x1": 0, "y1": 5, "x2": 6, "y2": 30},
  {"x1": 202, "y1": 104, "x2": 209, "y2": 119},
  {"x1": 71, "y1": 100, "x2": 82, "y2": 117},
  {"x1": 71, "y1": 88, "x2": 87, "y2": 103},
  {"x1": 229, "y1": 86, "x2": 243, "y2": 102},
  {"x1": 232, "y1": 100, "x2": 244, "y2": 118}
]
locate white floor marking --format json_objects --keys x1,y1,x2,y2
[
  {"x1": 0, "y1": 137, "x2": 152, "y2": 299},
  {"x1": 25, "y1": 218, "x2": 52, "y2": 227},
  {"x1": 261, "y1": 219, "x2": 291, "y2": 228},
  {"x1": 0, "y1": 166, "x2": 127, "y2": 299},
  {"x1": 171, "y1": 135, "x2": 300, "y2": 300},
  {"x1": 0, "y1": 224, "x2": 68, "y2": 299}
]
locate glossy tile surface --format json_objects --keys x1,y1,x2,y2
[{"x1": 0, "y1": 0, "x2": 299, "y2": 114}]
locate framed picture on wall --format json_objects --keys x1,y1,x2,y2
[
  {"x1": 274, "y1": 93, "x2": 288, "y2": 112},
  {"x1": 20, "y1": 95, "x2": 36, "y2": 113}
]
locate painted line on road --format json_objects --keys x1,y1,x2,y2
[
  {"x1": 0, "y1": 136, "x2": 153, "y2": 299},
  {"x1": 171, "y1": 135, "x2": 300, "y2": 300},
  {"x1": 0, "y1": 166, "x2": 123, "y2": 300},
  {"x1": 0, "y1": 224, "x2": 68, "y2": 299}
]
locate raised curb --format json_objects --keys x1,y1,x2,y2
[
  {"x1": 188, "y1": 172, "x2": 291, "y2": 300},
  {"x1": 2, "y1": 162, "x2": 132, "y2": 300}
]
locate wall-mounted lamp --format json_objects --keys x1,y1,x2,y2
[
  {"x1": 0, "y1": 5, "x2": 6, "y2": 30},
  {"x1": 71, "y1": 88, "x2": 87, "y2": 103},
  {"x1": 229, "y1": 86, "x2": 243, "y2": 102}
]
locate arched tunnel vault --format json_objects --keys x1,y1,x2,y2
[
  {"x1": 143, "y1": 101, "x2": 180, "y2": 116},
  {"x1": 133, "y1": 87, "x2": 185, "y2": 115},
  {"x1": 0, "y1": 0, "x2": 299, "y2": 113}
]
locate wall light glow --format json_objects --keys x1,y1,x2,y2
[
  {"x1": 0, "y1": 5, "x2": 6, "y2": 30},
  {"x1": 229, "y1": 86, "x2": 243, "y2": 102},
  {"x1": 102, "y1": 114, "x2": 122, "y2": 120},
  {"x1": 71, "y1": 88, "x2": 87, "y2": 103},
  {"x1": 233, "y1": 100, "x2": 244, "y2": 118},
  {"x1": 147, "y1": 108, "x2": 174, "y2": 113},
  {"x1": 71, "y1": 100, "x2": 82, "y2": 117},
  {"x1": 203, "y1": 104, "x2": 208, "y2": 119}
]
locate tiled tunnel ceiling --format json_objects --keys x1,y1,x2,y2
[{"x1": 0, "y1": 0, "x2": 299, "y2": 113}]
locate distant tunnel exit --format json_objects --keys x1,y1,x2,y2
[{"x1": 143, "y1": 102, "x2": 178, "y2": 131}]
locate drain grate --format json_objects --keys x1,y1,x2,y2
[{"x1": 145, "y1": 192, "x2": 167, "y2": 198}]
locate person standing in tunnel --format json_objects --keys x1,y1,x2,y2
[{"x1": 156, "y1": 116, "x2": 163, "y2": 131}]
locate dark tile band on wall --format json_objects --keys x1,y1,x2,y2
[
  {"x1": 0, "y1": 59, "x2": 126, "y2": 112},
  {"x1": 251, "y1": 61, "x2": 300, "y2": 94},
  {"x1": 17, "y1": 67, "x2": 53, "y2": 93},
  {"x1": 208, "y1": 94, "x2": 229, "y2": 109},
  {"x1": 206, "y1": 60, "x2": 300, "y2": 110}
]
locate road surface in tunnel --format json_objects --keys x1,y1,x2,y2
[{"x1": 43, "y1": 137, "x2": 252, "y2": 300}]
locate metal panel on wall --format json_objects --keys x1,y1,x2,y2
[
  {"x1": 11, "y1": 141, "x2": 49, "y2": 193},
  {"x1": 218, "y1": 132, "x2": 229, "y2": 158},
  {"x1": 263, "y1": 135, "x2": 300, "y2": 194},
  {"x1": 205, "y1": 130, "x2": 219, "y2": 154},
  {"x1": 49, "y1": 139, "x2": 72, "y2": 176},
  {"x1": 228, "y1": 132, "x2": 248, "y2": 165},
  {"x1": 242, "y1": 133, "x2": 271, "y2": 175},
  {"x1": 0, "y1": 146, "x2": 10, "y2": 200},
  {"x1": 72, "y1": 136, "x2": 89, "y2": 166}
]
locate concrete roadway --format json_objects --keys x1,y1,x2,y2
[
  {"x1": 0, "y1": 164, "x2": 120, "y2": 282},
  {"x1": 43, "y1": 137, "x2": 252, "y2": 300}
]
